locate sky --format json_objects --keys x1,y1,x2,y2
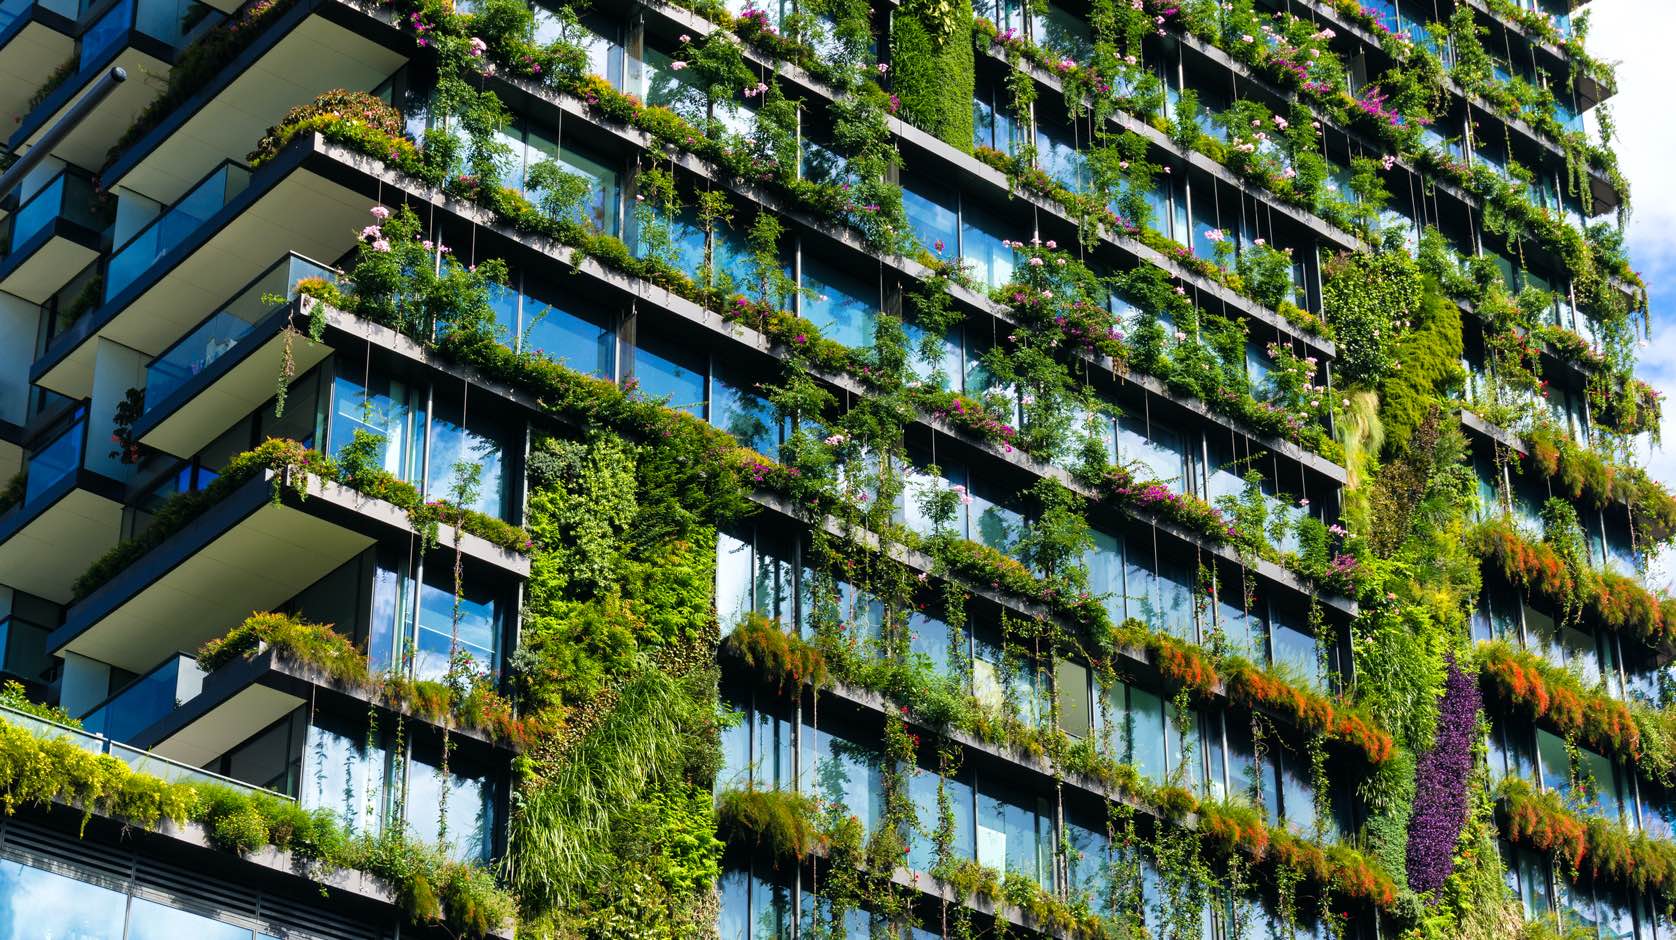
[{"x1": 1564, "y1": 1, "x2": 1676, "y2": 587}]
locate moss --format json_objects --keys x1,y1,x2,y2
[{"x1": 890, "y1": 6, "x2": 975, "y2": 151}]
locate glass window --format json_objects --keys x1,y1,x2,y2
[
  {"x1": 1537, "y1": 728, "x2": 1571, "y2": 794},
  {"x1": 329, "y1": 368, "x2": 426, "y2": 485},
  {"x1": 902, "y1": 174, "x2": 958, "y2": 257},
  {"x1": 404, "y1": 746, "x2": 495, "y2": 862},
  {"x1": 1269, "y1": 609, "x2": 1321, "y2": 689},
  {"x1": 1084, "y1": 528, "x2": 1124, "y2": 629},
  {"x1": 634, "y1": 335, "x2": 706, "y2": 416},
  {"x1": 425, "y1": 395, "x2": 510, "y2": 520},
  {"x1": 518, "y1": 285, "x2": 615, "y2": 379},
  {"x1": 961, "y1": 201, "x2": 1015, "y2": 290},
  {"x1": 802, "y1": 722, "x2": 882, "y2": 833},
  {"x1": 800, "y1": 254, "x2": 876, "y2": 350},
  {"x1": 977, "y1": 775, "x2": 1051, "y2": 885},
  {"x1": 128, "y1": 898, "x2": 252, "y2": 940},
  {"x1": 301, "y1": 712, "x2": 390, "y2": 836},
  {"x1": 0, "y1": 858, "x2": 127, "y2": 939},
  {"x1": 411, "y1": 565, "x2": 503, "y2": 682},
  {"x1": 712, "y1": 364, "x2": 779, "y2": 454}
]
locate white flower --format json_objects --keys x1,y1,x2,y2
[
  {"x1": 1254, "y1": 238, "x2": 1266, "y2": 246},
  {"x1": 680, "y1": 33, "x2": 691, "y2": 42},
  {"x1": 1205, "y1": 228, "x2": 1225, "y2": 242}
]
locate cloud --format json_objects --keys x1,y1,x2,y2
[{"x1": 1591, "y1": 1, "x2": 1676, "y2": 588}]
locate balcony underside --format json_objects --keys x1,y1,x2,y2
[
  {"x1": 35, "y1": 143, "x2": 371, "y2": 398},
  {"x1": 0, "y1": 471, "x2": 124, "y2": 603},
  {"x1": 10, "y1": 43, "x2": 172, "y2": 170},
  {"x1": 0, "y1": 219, "x2": 100, "y2": 304},
  {"x1": 50, "y1": 469, "x2": 528, "y2": 674},
  {"x1": 132, "y1": 304, "x2": 334, "y2": 458},
  {"x1": 0, "y1": 18, "x2": 74, "y2": 134},
  {"x1": 109, "y1": 0, "x2": 405, "y2": 204}
]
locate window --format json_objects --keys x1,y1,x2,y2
[
  {"x1": 902, "y1": 173, "x2": 958, "y2": 257},
  {"x1": 410, "y1": 564, "x2": 503, "y2": 682},
  {"x1": 516, "y1": 280, "x2": 615, "y2": 379},
  {"x1": 634, "y1": 334, "x2": 706, "y2": 416},
  {"x1": 329, "y1": 367, "x2": 426, "y2": 486},
  {"x1": 802, "y1": 721, "x2": 883, "y2": 833},
  {"x1": 961, "y1": 200, "x2": 1015, "y2": 290},
  {"x1": 0, "y1": 858, "x2": 127, "y2": 938},
  {"x1": 801, "y1": 253, "x2": 877, "y2": 349},
  {"x1": 977, "y1": 774, "x2": 1052, "y2": 885},
  {"x1": 718, "y1": 866, "x2": 793, "y2": 940},
  {"x1": 711, "y1": 363, "x2": 780, "y2": 454},
  {"x1": 405, "y1": 739, "x2": 496, "y2": 862},
  {"x1": 425, "y1": 391, "x2": 511, "y2": 520}
]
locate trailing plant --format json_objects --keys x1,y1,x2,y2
[{"x1": 0, "y1": 714, "x2": 513, "y2": 935}]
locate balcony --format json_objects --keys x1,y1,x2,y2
[
  {"x1": 0, "y1": 0, "x2": 76, "y2": 131},
  {"x1": 79, "y1": 650, "x2": 202, "y2": 742},
  {"x1": 32, "y1": 133, "x2": 375, "y2": 398},
  {"x1": 104, "y1": 0, "x2": 405, "y2": 205},
  {"x1": 0, "y1": 410, "x2": 123, "y2": 602},
  {"x1": 48, "y1": 467, "x2": 528, "y2": 677},
  {"x1": 7, "y1": 0, "x2": 233, "y2": 168},
  {"x1": 132, "y1": 253, "x2": 336, "y2": 457},
  {"x1": 0, "y1": 697, "x2": 286, "y2": 800},
  {"x1": 0, "y1": 167, "x2": 108, "y2": 302}
]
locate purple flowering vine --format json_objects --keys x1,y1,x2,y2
[{"x1": 1405, "y1": 657, "x2": 1481, "y2": 897}]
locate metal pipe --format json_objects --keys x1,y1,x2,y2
[{"x1": 0, "y1": 66, "x2": 126, "y2": 199}]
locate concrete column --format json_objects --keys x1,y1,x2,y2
[
  {"x1": 0, "y1": 292, "x2": 39, "y2": 427},
  {"x1": 57, "y1": 651, "x2": 109, "y2": 718},
  {"x1": 86, "y1": 336, "x2": 147, "y2": 482}
]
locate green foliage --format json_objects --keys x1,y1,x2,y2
[
  {"x1": 1378, "y1": 278, "x2": 1465, "y2": 454},
  {"x1": 0, "y1": 715, "x2": 511, "y2": 935},
  {"x1": 1322, "y1": 245, "x2": 1423, "y2": 387},
  {"x1": 890, "y1": 1, "x2": 975, "y2": 151},
  {"x1": 715, "y1": 786, "x2": 823, "y2": 858}
]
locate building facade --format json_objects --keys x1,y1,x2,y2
[{"x1": 0, "y1": 0, "x2": 1659, "y2": 936}]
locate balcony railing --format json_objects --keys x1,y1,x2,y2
[
  {"x1": 3, "y1": 168, "x2": 107, "y2": 256},
  {"x1": 79, "y1": 0, "x2": 215, "y2": 68},
  {"x1": 20, "y1": 410, "x2": 85, "y2": 506},
  {"x1": 80, "y1": 651, "x2": 203, "y2": 742},
  {"x1": 104, "y1": 160, "x2": 249, "y2": 302},
  {"x1": 0, "y1": 0, "x2": 78, "y2": 32},
  {"x1": 143, "y1": 253, "x2": 337, "y2": 411},
  {"x1": 0, "y1": 699, "x2": 287, "y2": 799}
]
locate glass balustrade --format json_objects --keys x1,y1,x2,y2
[
  {"x1": 104, "y1": 161, "x2": 250, "y2": 302},
  {"x1": 80, "y1": 652, "x2": 204, "y2": 743},
  {"x1": 79, "y1": 0, "x2": 215, "y2": 68},
  {"x1": 0, "y1": 700, "x2": 288, "y2": 799},
  {"x1": 5, "y1": 169, "x2": 107, "y2": 256},
  {"x1": 20, "y1": 413, "x2": 85, "y2": 506},
  {"x1": 143, "y1": 254, "x2": 338, "y2": 411}
]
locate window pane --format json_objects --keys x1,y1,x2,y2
[
  {"x1": 128, "y1": 898, "x2": 252, "y2": 940},
  {"x1": 0, "y1": 858, "x2": 127, "y2": 940}
]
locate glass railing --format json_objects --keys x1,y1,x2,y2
[
  {"x1": 0, "y1": 700, "x2": 289, "y2": 799},
  {"x1": 6, "y1": 170, "x2": 107, "y2": 256},
  {"x1": 78, "y1": 0, "x2": 215, "y2": 68},
  {"x1": 0, "y1": 615, "x2": 51, "y2": 682},
  {"x1": 20, "y1": 413, "x2": 85, "y2": 506},
  {"x1": 143, "y1": 254, "x2": 338, "y2": 411},
  {"x1": 104, "y1": 161, "x2": 249, "y2": 302},
  {"x1": 0, "y1": 0, "x2": 78, "y2": 32},
  {"x1": 80, "y1": 652, "x2": 204, "y2": 742}
]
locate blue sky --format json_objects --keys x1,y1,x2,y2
[{"x1": 1587, "y1": 0, "x2": 1676, "y2": 587}]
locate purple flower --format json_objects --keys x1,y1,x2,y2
[{"x1": 1406, "y1": 659, "x2": 1481, "y2": 896}]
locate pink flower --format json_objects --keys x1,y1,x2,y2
[
  {"x1": 671, "y1": 60, "x2": 688, "y2": 70},
  {"x1": 369, "y1": 205, "x2": 390, "y2": 220},
  {"x1": 371, "y1": 239, "x2": 391, "y2": 252},
  {"x1": 468, "y1": 36, "x2": 486, "y2": 57},
  {"x1": 360, "y1": 225, "x2": 382, "y2": 239}
]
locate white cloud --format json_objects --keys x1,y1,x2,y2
[{"x1": 1590, "y1": 1, "x2": 1676, "y2": 588}]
